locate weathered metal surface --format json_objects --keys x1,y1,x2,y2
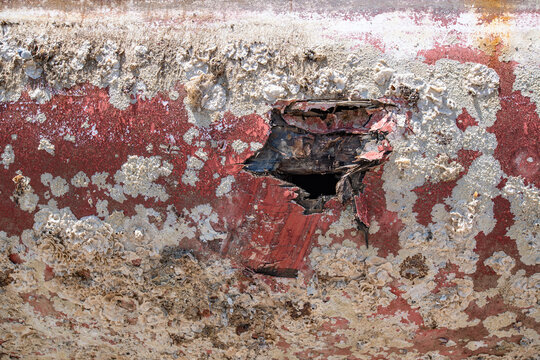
[
  {"x1": 0, "y1": 2, "x2": 539, "y2": 359},
  {"x1": 245, "y1": 99, "x2": 396, "y2": 217}
]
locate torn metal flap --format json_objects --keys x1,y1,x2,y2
[{"x1": 274, "y1": 99, "x2": 395, "y2": 134}]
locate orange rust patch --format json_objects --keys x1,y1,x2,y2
[
  {"x1": 466, "y1": 0, "x2": 515, "y2": 14},
  {"x1": 479, "y1": 10, "x2": 513, "y2": 24},
  {"x1": 477, "y1": 33, "x2": 503, "y2": 53},
  {"x1": 470, "y1": 0, "x2": 513, "y2": 60}
]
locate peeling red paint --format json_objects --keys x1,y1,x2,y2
[
  {"x1": 362, "y1": 167, "x2": 404, "y2": 257},
  {"x1": 413, "y1": 150, "x2": 480, "y2": 227},
  {"x1": 376, "y1": 293, "x2": 425, "y2": 327},
  {"x1": 43, "y1": 265, "x2": 55, "y2": 281},
  {"x1": 0, "y1": 29, "x2": 538, "y2": 356},
  {"x1": 456, "y1": 108, "x2": 479, "y2": 132},
  {"x1": 489, "y1": 91, "x2": 540, "y2": 187},
  {"x1": 8, "y1": 253, "x2": 24, "y2": 264},
  {"x1": 20, "y1": 293, "x2": 64, "y2": 318}
]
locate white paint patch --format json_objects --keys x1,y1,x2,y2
[
  {"x1": 216, "y1": 175, "x2": 234, "y2": 197},
  {"x1": 71, "y1": 171, "x2": 90, "y2": 188},
  {"x1": 195, "y1": 149, "x2": 208, "y2": 161},
  {"x1": 484, "y1": 251, "x2": 516, "y2": 276},
  {"x1": 513, "y1": 63, "x2": 540, "y2": 117},
  {"x1": 182, "y1": 152, "x2": 208, "y2": 187},
  {"x1": 114, "y1": 155, "x2": 173, "y2": 202},
  {"x1": 369, "y1": 220, "x2": 380, "y2": 235},
  {"x1": 249, "y1": 142, "x2": 263, "y2": 152},
  {"x1": 188, "y1": 204, "x2": 227, "y2": 243},
  {"x1": 17, "y1": 191, "x2": 39, "y2": 213},
  {"x1": 186, "y1": 156, "x2": 204, "y2": 171},
  {"x1": 501, "y1": 177, "x2": 540, "y2": 266},
  {"x1": 109, "y1": 184, "x2": 127, "y2": 203},
  {"x1": 0, "y1": 231, "x2": 19, "y2": 254},
  {"x1": 504, "y1": 270, "x2": 540, "y2": 309},
  {"x1": 26, "y1": 112, "x2": 46, "y2": 124},
  {"x1": 38, "y1": 138, "x2": 55, "y2": 155},
  {"x1": 231, "y1": 139, "x2": 248, "y2": 154},
  {"x1": 465, "y1": 341, "x2": 487, "y2": 351},
  {"x1": 63, "y1": 134, "x2": 76, "y2": 142},
  {"x1": 181, "y1": 170, "x2": 199, "y2": 186},
  {"x1": 183, "y1": 127, "x2": 199, "y2": 145},
  {"x1": 1, "y1": 144, "x2": 14, "y2": 169},
  {"x1": 316, "y1": 206, "x2": 357, "y2": 246},
  {"x1": 91, "y1": 172, "x2": 110, "y2": 190},
  {"x1": 95, "y1": 199, "x2": 109, "y2": 218},
  {"x1": 41, "y1": 173, "x2": 69, "y2": 197}
]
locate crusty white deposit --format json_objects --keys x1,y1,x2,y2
[{"x1": 0, "y1": 6, "x2": 539, "y2": 359}]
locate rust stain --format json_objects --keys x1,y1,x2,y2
[
  {"x1": 475, "y1": 28, "x2": 510, "y2": 60},
  {"x1": 466, "y1": 0, "x2": 515, "y2": 15},
  {"x1": 244, "y1": 99, "x2": 397, "y2": 227},
  {"x1": 469, "y1": 0, "x2": 514, "y2": 59}
]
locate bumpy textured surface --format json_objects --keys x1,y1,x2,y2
[{"x1": 0, "y1": 2, "x2": 539, "y2": 359}]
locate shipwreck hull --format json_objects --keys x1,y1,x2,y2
[{"x1": 0, "y1": 1, "x2": 538, "y2": 359}]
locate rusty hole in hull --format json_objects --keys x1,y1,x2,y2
[
  {"x1": 252, "y1": 267, "x2": 299, "y2": 278},
  {"x1": 244, "y1": 99, "x2": 396, "y2": 220},
  {"x1": 277, "y1": 173, "x2": 341, "y2": 199}
]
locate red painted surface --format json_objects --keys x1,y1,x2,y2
[
  {"x1": 412, "y1": 149, "x2": 480, "y2": 227},
  {"x1": 455, "y1": 108, "x2": 479, "y2": 132},
  {"x1": 362, "y1": 167, "x2": 404, "y2": 257},
  {"x1": 1, "y1": 40, "x2": 539, "y2": 358}
]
